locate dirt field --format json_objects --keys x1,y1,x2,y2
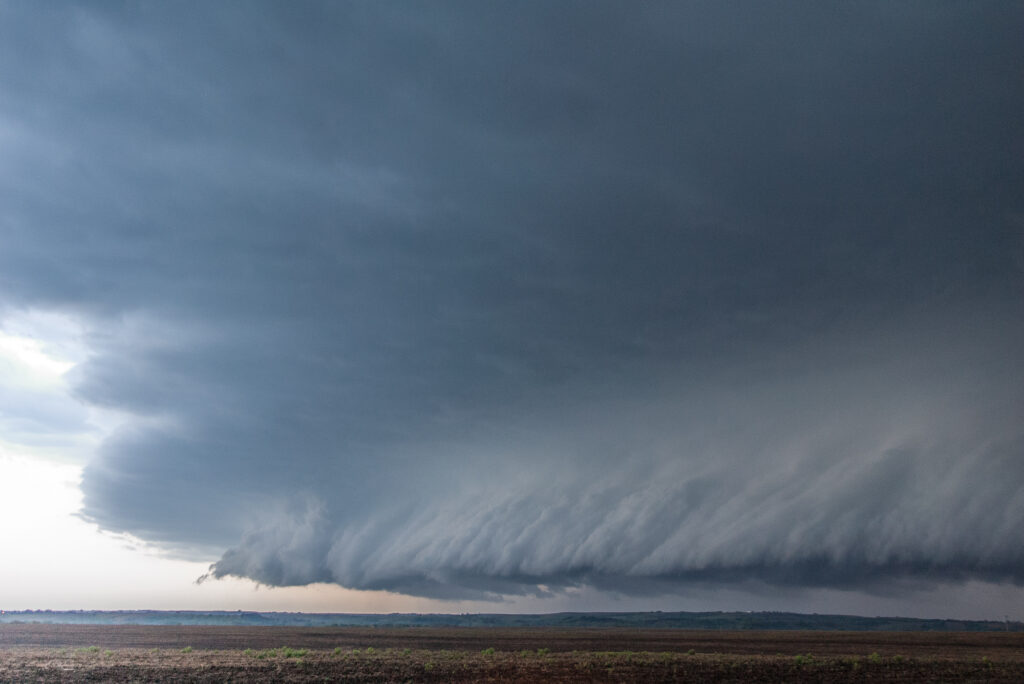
[{"x1": 2, "y1": 624, "x2": 1022, "y2": 682}]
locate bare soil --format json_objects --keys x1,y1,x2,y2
[{"x1": 1, "y1": 624, "x2": 1022, "y2": 681}]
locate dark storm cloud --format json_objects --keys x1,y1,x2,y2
[
  {"x1": 1, "y1": 1, "x2": 1023, "y2": 602},
  {"x1": 204, "y1": 307, "x2": 1024, "y2": 599}
]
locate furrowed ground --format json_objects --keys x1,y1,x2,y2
[{"x1": 1, "y1": 625, "x2": 1022, "y2": 682}]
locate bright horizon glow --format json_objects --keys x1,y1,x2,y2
[
  {"x1": 0, "y1": 314, "x2": 514, "y2": 613},
  {"x1": 0, "y1": 451, "x2": 483, "y2": 613},
  {"x1": 0, "y1": 312, "x2": 458, "y2": 613}
]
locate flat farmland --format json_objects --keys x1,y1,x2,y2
[{"x1": 1, "y1": 624, "x2": 1023, "y2": 682}]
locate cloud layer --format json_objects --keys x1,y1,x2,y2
[
  {"x1": 1, "y1": 2, "x2": 1022, "y2": 605},
  {"x1": 206, "y1": 309, "x2": 1024, "y2": 598}
]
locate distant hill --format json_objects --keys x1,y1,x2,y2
[{"x1": 1, "y1": 610, "x2": 1020, "y2": 631}]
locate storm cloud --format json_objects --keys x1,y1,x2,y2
[{"x1": 2, "y1": 2, "x2": 1023, "y2": 606}]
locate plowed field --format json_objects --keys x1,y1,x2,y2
[{"x1": 2, "y1": 624, "x2": 1022, "y2": 681}]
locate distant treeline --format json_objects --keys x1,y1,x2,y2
[{"x1": 1, "y1": 610, "x2": 1020, "y2": 631}]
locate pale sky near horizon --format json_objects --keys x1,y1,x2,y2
[{"x1": 1, "y1": 2, "x2": 1023, "y2": 620}]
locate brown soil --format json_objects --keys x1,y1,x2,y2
[{"x1": 1, "y1": 624, "x2": 1022, "y2": 682}]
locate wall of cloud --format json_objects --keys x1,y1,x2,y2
[
  {"x1": 206, "y1": 309, "x2": 1024, "y2": 598},
  {"x1": 1, "y1": 2, "x2": 1022, "y2": 605}
]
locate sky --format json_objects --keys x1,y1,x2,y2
[{"x1": 1, "y1": 1, "x2": 1023, "y2": 620}]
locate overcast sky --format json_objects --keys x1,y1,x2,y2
[{"x1": 1, "y1": 1, "x2": 1023, "y2": 619}]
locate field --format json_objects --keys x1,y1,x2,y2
[{"x1": 2, "y1": 624, "x2": 1023, "y2": 682}]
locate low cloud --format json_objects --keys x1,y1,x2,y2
[
  {"x1": 206, "y1": 311, "x2": 1024, "y2": 599},
  {"x1": 0, "y1": 3, "x2": 1021, "y2": 612}
]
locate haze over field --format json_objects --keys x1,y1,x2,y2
[{"x1": 1, "y1": 2, "x2": 1022, "y2": 619}]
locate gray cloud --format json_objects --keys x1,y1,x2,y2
[
  {"x1": 207, "y1": 309, "x2": 1024, "y2": 598},
  {"x1": 1, "y1": 2, "x2": 1023, "y2": 612}
]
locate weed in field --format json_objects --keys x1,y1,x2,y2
[
  {"x1": 481, "y1": 647, "x2": 495, "y2": 655},
  {"x1": 181, "y1": 646, "x2": 193, "y2": 654},
  {"x1": 402, "y1": 647, "x2": 411, "y2": 656},
  {"x1": 281, "y1": 647, "x2": 308, "y2": 658},
  {"x1": 243, "y1": 648, "x2": 254, "y2": 657},
  {"x1": 868, "y1": 652, "x2": 882, "y2": 664},
  {"x1": 687, "y1": 648, "x2": 696, "y2": 656},
  {"x1": 333, "y1": 646, "x2": 342, "y2": 656},
  {"x1": 365, "y1": 646, "x2": 375, "y2": 655},
  {"x1": 103, "y1": 650, "x2": 114, "y2": 657},
  {"x1": 537, "y1": 647, "x2": 550, "y2": 656}
]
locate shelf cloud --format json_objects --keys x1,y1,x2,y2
[{"x1": 1, "y1": 2, "x2": 1022, "y2": 606}]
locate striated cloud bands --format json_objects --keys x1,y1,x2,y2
[{"x1": 0, "y1": 2, "x2": 1021, "y2": 607}]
